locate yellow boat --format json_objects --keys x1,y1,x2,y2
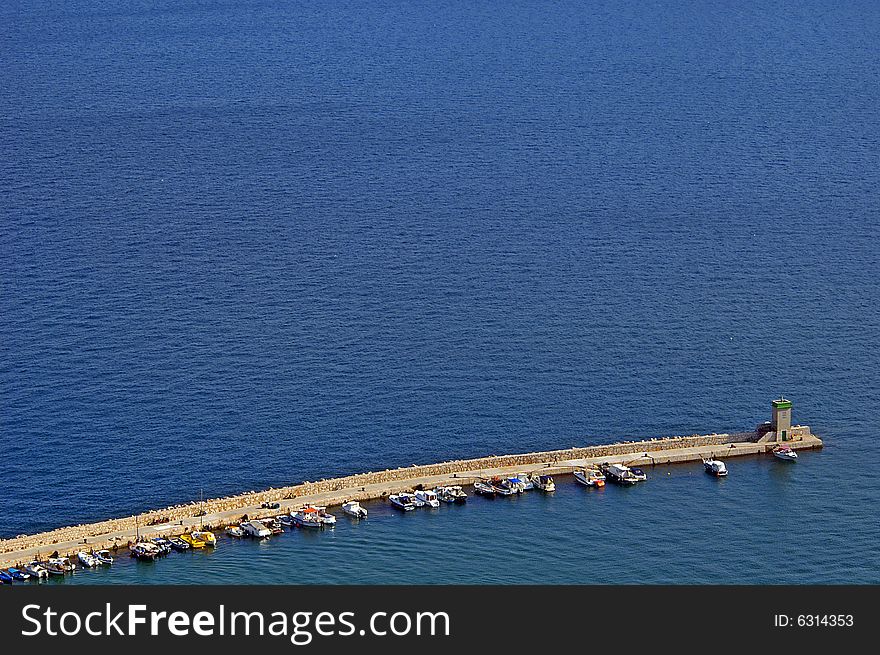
[
  {"x1": 192, "y1": 530, "x2": 216, "y2": 547},
  {"x1": 179, "y1": 533, "x2": 205, "y2": 549}
]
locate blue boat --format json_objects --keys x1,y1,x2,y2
[
  {"x1": 0, "y1": 570, "x2": 13, "y2": 584},
  {"x1": 7, "y1": 568, "x2": 30, "y2": 581}
]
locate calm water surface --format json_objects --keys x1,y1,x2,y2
[{"x1": 2, "y1": 1, "x2": 879, "y2": 583}]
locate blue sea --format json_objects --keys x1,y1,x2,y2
[{"x1": 2, "y1": 0, "x2": 878, "y2": 584}]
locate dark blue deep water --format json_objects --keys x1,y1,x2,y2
[{"x1": 2, "y1": 1, "x2": 879, "y2": 583}]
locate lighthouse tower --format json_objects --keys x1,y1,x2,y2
[{"x1": 771, "y1": 397, "x2": 792, "y2": 442}]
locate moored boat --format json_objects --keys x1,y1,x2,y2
[
  {"x1": 316, "y1": 507, "x2": 336, "y2": 527},
  {"x1": 25, "y1": 561, "x2": 49, "y2": 579},
  {"x1": 261, "y1": 518, "x2": 284, "y2": 535},
  {"x1": 516, "y1": 473, "x2": 534, "y2": 491},
  {"x1": 94, "y1": 550, "x2": 114, "y2": 565},
  {"x1": 473, "y1": 481, "x2": 497, "y2": 497},
  {"x1": 629, "y1": 467, "x2": 647, "y2": 481},
  {"x1": 179, "y1": 533, "x2": 206, "y2": 549},
  {"x1": 192, "y1": 530, "x2": 216, "y2": 546},
  {"x1": 77, "y1": 551, "x2": 98, "y2": 568},
  {"x1": 773, "y1": 445, "x2": 798, "y2": 461},
  {"x1": 342, "y1": 500, "x2": 368, "y2": 519},
  {"x1": 130, "y1": 542, "x2": 161, "y2": 561},
  {"x1": 151, "y1": 537, "x2": 172, "y2": 555},
  {"x1": 415, "y1": 489, "x2": 440, "y2": 508},
  {"x1": 0, "y1": 570, "x2": 12, "y2": 584},
  {"x1": 574, "y1": 468, "x2": 606, "y2": 488},
  {"x1": 389, "y1": 493, "x2": 416, "y2": 511},
  {"x1": 703, "y1": 457, "x2": 728, "y2": 477},
  {"x1": 529, "y1": 474, "x2": 556, "y2": 492},
  {"x1": 225, "y1": 525, "x2": 245, "y2": 538},
  {"x1": 278, "y1": 514, "x2": 295, "y2": 528},
  {"x1": 489, "y1": 477, "x2": 517, "y2": 496},
  {"x1": 599, "y1": 462, "x2": 640, "y2": 485},
  {"x1": 241, "y1": 520, "x2": 272, "y2": 538},
  {"x1": 436, "y1": 486, "x2": 467, "y2": 504},
  {"x1": 292, "y1": 506, "x2": 324, "y2": 528},
  {"x1": 7, "y1": 567, "x2": 30, "y2": 581},
  {"x1": 168, "y1": 536, "x2": 191, "y2": 551},
  {"x1": 45, "y1": 557, "x2": 70, "y2": 575}
]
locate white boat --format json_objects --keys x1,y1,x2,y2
[
  {"x1": 489, "y1": 477, "x2": 517, "y2": 495},
  {"x1": 46, "y1": 557, "x2": 73, "y2": 575},
  {"x1": 278, "y1": 514, "x2": 295, "y2": 528},
  {"x1": 77, "y1": 551, "x2": 98, "y2": 568},
  {"x1": 507, "y1": 476, "x2": 528, "y2": 493},
  {"x1": 342, "y1": 500, "x2": 368, "y2": 519},
  {"x1": 436, "y1": 486, "x2": 468, "y2": 504},
  {"x1": 773, "y1": 445, "x2": 798, "y2": 461},
  {"x1": 316, "y1": 507, "x2": 336, "y2": 527},
  {"x1": 25, "y1": 561, "x2": 49, "y2": 579},
  {"x1": 225, "y1": 525, "x2": 246, "y2": 538},
  {"x1": 529, "y1": 474, "x2": 556, "y2": 492},
  {"x1": 516, "y1": 473, "x2": 534, "y2": 490},
  {"x1": 629, "y1": 467, "x2": 647, "y2": 481},
  {"x1": 574, "y1": 468, "x2": 606, "y2": 487},
  {"x1": 389, "y1": 493, "x2": 416, "y2": 511},
  {"x1": 241, "y1": 520, "x2": 272, "y2": 538},
  {"x1": 473, "y1": 481, "x2": 497, "y2": 497},
  {"x1": 261, "y1": 517, "x2": 284, "y2": 534},
  {"x1": 93, "y1": 550, "x2": 113, "y2": 565},
  {"x1": 130, "y1": 542, "x2": 161, "y2": 561},
  {"x1": 292, "y1": 506, "x2": 324, "y2": 528},
  {"x1": 415, "y1": 489, "x2": 440, "y2": 508},
  {"x1": 703, "y1": 458, "x2": 728, "y2": 477},
  {"x1": 599, "y1": 463, "x2": 640, "y2": 485}
]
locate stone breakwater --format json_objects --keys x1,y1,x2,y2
[{"x1": 0, "y1": 426, "x2": 816, "y2": 561}]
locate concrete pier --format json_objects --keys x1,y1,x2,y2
[{"x1": 0, "y1": 419, "x2": 822, "y2": 569}]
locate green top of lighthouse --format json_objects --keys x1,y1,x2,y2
[{"x1": 772, "y1": 398, "x2": 792, "y2": 410}]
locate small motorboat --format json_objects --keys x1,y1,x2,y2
[
  {"x1": 598, "y1": 462, "x2": 639, "y2": 485},
  {"x1": 45, "y1": 558, "x2": 69, "y2": 575},
  {"x1": 529, "y1": 474, "x2": 556, "y2": 492},
  {"x1": 489, "y1": 477, "x2": 517, "y2": 496},
  {"x1": 168, "y1": 536, "x2": 191, "y2": 551},
  {"x1": 473, "y1": 481, "x2": 497, "y2": 497},
  {"x1": 94, "y1": 550, "x2": 114, "y2": 565},
  {"x1": 516, "y1": 473, "x2": 534, "y2": 491},
  {"x1": 703, "y1": 457, "x2": 728, "y2": 477},
  {"x1": 151, "y1": 538, "x2": 172, "y2": 555},
  {"x1": 316, "y1": 507, "x2": 336, "y2": 527},
  {"x1": 77, "y1": 551, "x2": 98, "y2": 568},
  {"x1": 389, "y1": 493, "x2": 416, "y2": 511},
  {"x1": 225, "y1": 525, "x2": 245, "y2": 538},
  {"x1": 261, "y1": 517, "x2": 284, "y2": 535},
  {"x1": 130, "y1": 542, "x2": 161, "y2": 561},
  {"x1": 436, "y1": 486, "x2": 467, "y2": 504},
  {"x1": 415, "y1": 489, "x2": 441, "y2": 508},
  {"x1": 292, "y1": 506, "x2": 324, "y2": 528},
  {"x1": 179, "y1": 533, "x2": 205, "y2": 549},
  {"x1": 0, "y1": 570, "x2": 12, "y2": 584},
  {"x1": 241, "y1": 520, "x2": 272, "y2": 538},
  {"x1": 192, "y1": 531, "x2": 216, "y2": 546},
  {"x1": 342, "y1": 500, "x2": 368, "y2": 519},
  {"x1": 574, "y1": 468, "x2": 606, "y2": 488},
  {"x1": 7, "y1": 567, "x2": 30, "y2": 581},
  {"x1": 25, "y1": 561, "x2": 49, "y2": 579},
  {"x1": 773, "y1": 445, "x2": 798, "y2": 461},
  {"x1": 629, "y1": 467, "x2": 647, "y2": 481},
  {"x1": 278, "y1": 514, "x2": 295, "y2": 528},
  {"x1": 507, "y1": 476, "x2": 527, "y2": 493}
]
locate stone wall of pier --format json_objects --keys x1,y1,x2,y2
[{"x1": 0, "y1": 430, "x2": 760, "y2": 556}]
